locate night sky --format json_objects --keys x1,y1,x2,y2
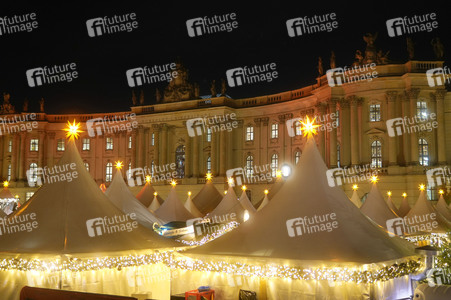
[{"x1": 0, "y1": 1, "x2": 449, "y2": 114}]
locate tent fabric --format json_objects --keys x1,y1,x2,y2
[
  {"x1": 192, "y1": 180, "x2": 222, "y2": 215},
  {"x1": 148, "y1": 195, "x2": 161, "y2": 212},
  {"x1": 254, "y1": 179, "x2": 284, "y2": 209},
  {"x1": 387, "y1": 196, "x2": 400, "y2": 216},
  {"x1": 0, "y1": 139, "x2": 177, "y2": 254},
  {"x1": 405, "y1": 191, "x2": 451, "y2": 234},
  {"x1": 360, "y1": 183, "x2": 398, "y2": 230},
  {"x1": 349, "y1": 190, "x2": 361, "y2": 208},
  {"x1": 239, "y1": 190, "x2": 256, "y2": 215},
  {"x1": 398, "y1": 197, "x2": 411, "y2": 217},
  {"x1": 105, "y1": 171, "x2": 163, "y2": 228},
  {"x1": 186, "y1": 137, "x2": 416, "y2": 263},
  {"x1": 206, "y1": 186, "x2": 244, "y2": 223},
  {"x1": 0, "y1": 186, "x2": 15, "y2": 199},
  {"x1": 436, "y1": 195, "x2": 451, "y2": 221},
  {"x1": 257, "y1": 194, "x2": 269, "y2": 211},
  {"x1": 184, "y1": 195, "x2": 203, "y2": 218},
  {"x1": 136, "y1": 183, "x2": 164, "y2": 207},
  {"x1": 154, "y1": 187, "x2": 194, "y2": 223}
]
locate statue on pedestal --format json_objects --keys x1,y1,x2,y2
[
  {"x1": 23, "y1": 99, "x2": 29, "y2": 112},
  {"x1": 221, "y1": 79, "x2": 227, "y2": 96},
  {"x1": 317, "y1": 57, "x2": 324, "y2": 76},
  {"x1": 407, "y1": 37, "x2": 415, "y2": 60},
  {"x1": 431, "y1": 37, "x2": 444, "y2": 60},
  {"x1": 363, "y1": 32, "x2": 378, "y2": 64},
  {"x1": 330, "y1": 51, "x2": 336, "y2": 69},
  {"x1": 210, "y1": 80, "x2": 217, "y2": 98},
  {"x1": 39, "y1": 98, "x2": 45, "y2": 113}
]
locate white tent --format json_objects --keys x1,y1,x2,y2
[
  {"x1": 254, "y1": 178, "x2": 284, "y2": 209},
  {"x1": 105, "y1": 170, "x2": 163, "y2": 227},
  {"x1": 172, "y1": 136, "x2": 419, "y2": 299},
  {"x1": 360, "y1": 183, "x2": 398, "y2": 230},
  {"x1": 436, "y1": 194, "x2": 451, "y2": 221},
  {"x1": 136, "y1": 181, "x2": 164, "y2": 207},
  {"x1": 387, "y1": 195, "x2": 400, "y2": 216},
  {"x1": 206, "y1": 186, "x2": 245, "y2": 223},
  {"x1": 148, "y1": 194, "x2": 161, "y2": 212},
  {"x1": 0, "y1": 183, "x2": 18, "y2": 214},
  {"x1": 404, "y1": 190, "x2": 451, "y2": 234},
  {"x1": 238, "y1": 189, "x2": 256, "y2": 216},
  {"x1": 192, "y1": 180, "x2": 222, "y2": 215},
  {"x1": 154, "y1": 186, "x2": 194, "y2": 223},
  {"x1": 184, "y1": 193, "x2": 203, "y2": 218},
  {"x1": 398, "y1": 196, "x2": 411, "y2": 217},
  {"x1": 257, "y1": 193, "x2": 269, "y2": 211},
  {"x1": 349, "y1": 189, "x2": 362, "y2": 208}
]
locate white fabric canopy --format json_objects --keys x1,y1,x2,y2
[
  {"x1": 387, "y1": 196, "x2": 400, "y2": 216},
  {"x1": 105, "y1": 170, "x2": 163, "y2": 227},
  {"x1": 148, "y1": 195, "x2": 161, "y2": 212},
  {"x1": 398, "y1": 196, "x2": 411, "y2": 217},
  {"x1": 349, "y1": 190, "x2": 361, "y2": 208},
  {"x1": 136, "y1": 182, "x2": 163, "y2": 207},
  {"x1": 154, "y1": 187, "x2": 194, "y2": 223},
  {"x1": 206, "y1": 186, "x2": 244, "y2": 223},
  {"x1": 192, "y1": 180, "x2": 222, "y2": 215},
  {"x1": 360, "y1": 183, "x2": 398, "y2": 230},
  {"x1": 257, "y1": 194, "x2": 269, "y2": 211},
  {"x1": 254, "y1": 178, "x2": 284, "y2": 209},
  {"x1": 436, "y1": 195, "x2": 451, "y2": 221},
  {"x1": 239, "y1": 190, "x2": 256, "y2": 215},
  {"x1": 184, "y1": 195, "x2": 203, "y2": 218}
]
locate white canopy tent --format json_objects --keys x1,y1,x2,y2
[
  {"x1": 238, "y1": 189, "x2": 256, "y2": 217},
  {"x1": 349, "y1": 189, "x2": 362, "y2": 208},
  {"x1": 184, "y1": 193, "x2": 203, "y2": 218},
  {"x1": 360, "y1": 183, "x2": 398, "y2": 230},
  {"x1": 387, "y1": 194, "x2": 400, "y2": 216},
  {"x1": 154, "y1": 186, "x2": 194, "y2": 223},
  {"x1": 257, "y1": 193, "x2": 269, "y2": 211},
  {"x1": 136, "y1": 181, "x2": 164, "y2": 207},
  {"x1": 398, "y1": 196, "x2": 411, "y2": 217},
  {"x1": 148, "y1": 194, "x2": 161, "y2": 212},
  {"x1": 206, "y1": 186, "x2": 245, "y2": 223},
  {"x1": 435, "y1": 194, "x2": 451, "y2": 221},
  {"x1": 192, "y1": 180, "x2": 222, "y2": 215}
]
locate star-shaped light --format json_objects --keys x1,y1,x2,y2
[
  {"x1": 114, "y1": 161, "x2": 123, "y2": 170},
  {"x1": 145, "y1": 175, "x2": 151, "y2": 183},
  {"x1": 63, "y1": 120, "x2": 83, "y2": 139},
  {"x1": 206, "y1": 173, "x2": 213, "y2": 181},
  {"x1": 439, "y1": 189, "x2": 444, "y2": 195},
  {"x1": 402, "y1": 192, "x2": 407, "y2": 198},
  {"x1": 153, "y1": 192, "x2": 158, "y2": 196},
  {"x1": 387, "y1": 191, "x2": 392, "y2": 197},
  {"x1": 170, "y1": 179, "x2": 177, "y2": 187},
  {"x1": 241, "y1": 185, "x2": 247, "y2": 191},
  {"x1": 224, "y1": 190, "x2": 228, "y2": 195},
  {"x1": 276, "y1": 170, "x2": 282, "y2": 178},
  {"x1": 419, "y1": 184, "x2": 425, "y2": 191},
  {"x1": 299, "y1": 116, "x2": 320, "y2": 137},
  {"x1": 188, "y1": 191, "x2": 192, "y2": 196},
  {"x1": 227, "y1": 177, "x2": 234, "y2": 186},
  {"x1": 3, "y1": 181, "x2": 9, "y2": 187},
  {"x1": 264, "y1": 189, "x2": 269, "y2": 195},
  {"x1": 370, "y1": 175, "x2": 379, "y2": 183},
  {"x1": 352, "y1": 184, "x2": 358, "y2": 191}
]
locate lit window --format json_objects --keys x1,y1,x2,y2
[
  {"x1": 151, "y1": 160, "x2": 155, "y2": 176},
  {"x1": 337, "y1": 144, "x2": 341, "y2": 167},
  {"x1": 335, "y1": 110, "x2": 340, "y2": 127},
  {"x1": 295, "y1": 151, "x2": 301, "y2": 164},
  {"x1": 246, "y1": 126, "x2": 254, "y2": 141},
  {"x1": 295, "y1": 121, "x2": 302, "y2": 136},
  {"x1": 82, "y1": 138, "x2": 90, "y2": 151},
  {"x1": 271, "y1": 153, "x2": 278, "y2": 177},
  {"x1": 84, "y1": 162, "x2": 89, "y2": 171},
  {"x1": 8, "y1": 140, "x2": 12, "y2": 153},
  {"x1": 369, "y1": 104, "x2": 381, "y2": 122},
  {"x1": 28, "y1": 163, "x2": 38, "y2": 184},
  {"x1": 106, "y1": 162, "x2": 113, "y2": 182},
  {"x1": 417, "y1": 101, "x2": 427, "y2": 120},
  {"x1": 246, "y1": 155, "x2": 254, "y2": 176},
  {"x1": 57, "y1": 139, "x2": 65, "y2": 151},
  {"x1": 26, "y1": 192, "x2": 34, "y2": 201},
  {"x1": 151, "y1": 133, "x2": 155, "y2": 146},
  {"x1": 207, "y1": 128, "x2": 212, "y2": 142},
  {"x1": 128, "y1": 136, "x2": 132, "y2": 149},
  {"x1": 30, "y1": 138, "x2": 39, "y2": 151},
  {"x1": 128, "y1": 162, "x2": 132, "y2": 179},
  {"x1": 206, "y1": 156, "x2": 211, "y2": 173},
  {"x1": 371, "y1": 140, "x2": 382, "y2": 168},
  {"x1": 106, "y1": 137, "x2": 113, "y2": 150},
  {"x1": 419, "y1": 138, "x2": 429, "y2": 166},
  {"x1": 7, "y1": 164, "x2": 11, "y2": 181},
  {"x1": 427, "y1": 184, "x2": 436, "y2": 201},
  {"x1": 271, "y1": 123, "x2": 278, "y2": 139}
]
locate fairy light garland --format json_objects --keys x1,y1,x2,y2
[
  {"x1": 176, "y1": 221, "x2": 239, "y2": 247},
  {"x1": 404, "y1": 233, "x2": 450, "y2": 248}
]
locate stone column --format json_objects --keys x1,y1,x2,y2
[
  {"x1": 131, "y1": 130, "x2": 137, "y2": 168},
  {"x1": 260, "y1": 117, "x2": 269, "y2": 166},
  {"x1": 350, "y1": 96, "x2": 360, "y2": 165},
  {"x1": 10, "y1": 134, "x2": 18, "y2": 182},
  {"x1": 18, "y1": 132, "x2": 26, "y2": 181},
  {"x1": 185, "y1": 129, "x2": 192, "y2": 177},
  {"x1": 219, "y1": 127, "x2": 226, "y2": 176},
  {"x1": 136, "y1": 126, "x2": 144, "y2": 168},
  {"x1": 278, "y1": 113, "x2": 293, "y2": 163},
  {"x1": 38, "y1": 131, "x2": 45, "y2": 167},
  {"x1": 144, "y1": 127, "x2": 150, "y2": 167},
  {"x1": 407, "y1": 89, "x2": 420, "y2": 165},
  {"x1": 401, "y1": 94, "x2": 411, "y2": 165},
  {"x1": 328, "y1": 98, "x2": 338, "y2": 167},
  {"x1": 0, "y1": 136, "x2": 3, "y2": 178},
  {"x1": 152, "y1": 124, "x2": 160, "y2": 166},
  {"x1": 211, "y1": 129, "x2": 217, "y2": 176},
  {"x1": 386, "y1": 91, "x2": 398, "y2": 166},
  {"x1": 316, "y1": 103, "x2": 326, "y2": 159},
  {"x1": 434, "y1": 90, "x2": 447, "y2": 164},
  {"x1": 339, "y1": 98, "x2": 351, "y2": 167},
  {"x1": 192, "y1": 134, "x2": 199, "y2": 178},
  {"x1": 160, "y1": 124, "x2": 168, "y2": 165},
  {"x1": 46, "y1": 132, "x2": 55, "y2": 168},
  {"x1": 95, "y1": 135, "x2": 104, "y2": 183},
  {"x1": 253, "y1": 118, "x2": 262, "y2": 165}
]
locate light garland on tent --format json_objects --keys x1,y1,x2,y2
[
  {"x1": 176, "y1": 221, "x2": 239, "y2": 247},
  {"x1": 404, "y1": 233, "x2": 450, "y2": 248}
]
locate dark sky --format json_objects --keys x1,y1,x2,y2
[{"x1": 0, "y1": 1, "x2": 449, "y2": 114}]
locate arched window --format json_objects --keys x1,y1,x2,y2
[
  {"x1": 175, "y1": 145, "x2": 185, "y2": 178},
  {"x1": 271, "y1": 123, "x2": 279, "y2": 138},
  {"x1": 246, "y1": 155, "x2": 254, "y2": 176},
  {"x1": 29, "y1": 163, "x2": 38, "y2": 184},
  {"x1": 206, "y1": 156, "x2": 211, "y2": 173},
  {"x1": 106, "y1": 162, "x2": 113, "y2": 182},
  {"x1": 371, "y1": 140, "x2": 382, "y2": 168},
  {"x1": 419, "y1": 138, "x2": 429, "y2": 166},
  {"x1": 271, "y1": 154, "x2": 279, "y2": 177},
  {"x1": 7, "y1": 164, "x2": 11, "y2": 181},
  {"x1": 295, "y1": 151, "x2": 301, "y2": 164},
  {"x1": 417, "y1": 101, "x2": 427, "y2": 120}
]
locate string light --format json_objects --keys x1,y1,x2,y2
[
  {"x1": 63, "y1": 120, "x2": 83, "y2": 139},
  {"x1": 177, "y1": 222, "x2": 239, "y2": 247}
]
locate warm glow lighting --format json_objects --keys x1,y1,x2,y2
[
  {"x1": 402, "y1": 192, "x2": 407, "y2": 198},
  {"x1": 299, "y1": 116, "x2": 320, "y2": 137},
  {"x1": 419, "y1": 184, "x2": 425, "y2": 191},
  {"x1": 153, "y1": 192, "x2": 158, "y2": 196},
  {"x1": 352, "y1": 184, "x2": 358, "y2": 191},
  {"x1": 264, "y1": 189, "x2": 269, "y2": 195},
  {"x1": 206, "y1": 173, "x2": 213, "y2": 181},
  {"x1": 114, "y1": 161, "x2": 123, "y2": 170},
  {"x1": 370, "y1": 176, "x2": 379, "y2": 183},
  {"x1": 243, "y1": 210, "x2": 250, "y2": 222},
  {"x1": 276, "y1": 170, "x2": 282, "y2": 178},
  {"x1": 63, "y1": 120, "x2": 83, "y2": 139},
  {"x1": 3, "y1": 181, "x2": 8, "y2": 188},
  {"x1": 227, "y1": 177, "x2": 234, "y2": 186},
  {"x1": 439, "y1": 189, "x2": 444, "y2": 195},
  {"x1": 281, "y1": 165, "x2": 292, "y2": 178},
  {"x1": 170, "y1": 180, "x2": 177, "y2": 187},
  {"x1": 241, "y1": 185, "x2": 247, "y2": 191},
  {"x1": 145, "y1": 175, "x2": 151, "y2": 183},
  {"x1": 224, "y1": 191, "x2": 228, "y2": 195},
  {"x1": 188, "y1": 191, "x2": 192, "y2": 196},
  {"x1": 387, "y1": 191, "x2": 392, "y2": 197},
  {"x1": 15, "y1": 195, "x2": 19, "y2": 199}
]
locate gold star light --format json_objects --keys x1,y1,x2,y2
[
  {"x1": 241, "y1": 185, "x2": 247, "y2": 191},
  {"x1": 170, "y1": 179, "x2": 177, "y2": 187},
  {"x1": 63, "y1": 120, "x2": 83, "y2": 139},
  {"x1": 299, "y1": 116, "x2": 320, "y2": 137},
  {"x1": 264, "y1": 189, "x2": 269, "y2": 195},
  {"x1": 145, "y1": 175, "x2": 151, "y2": 183},
  {"x1": 153, "y1": 192, "x2": 158, "y2": 196},
  {"x1": 439, "y1": 189, "x2": 444, "y2": 195},
  {"x1": 188, "y1": 191, "x2": 192, "y2": 196},
  {"x1": 227, "y1": 177, "x2": 234, "y2": 186},
  {"x1": 114, "y1": 161, "x2": 123, "y2": 170},
  {"x1": 387, "y1": 191, "x2": 392, "y2": 197},
  {"x1": 402, "y1": 192, "x2": 407, "y2": 198},
  {"x1": 370, "y1": 176, "x2": 379, "y2": 183},
  {"x1": 3, "y1": 181, "x2": 9, "y2": 187},
  {"x1": 419, "y1": 184, "x2": 425, "y2": 191},
  {"x1": 206, "y1": 173, "x2": 213, "y2": 181},
  {"x1": 352, "y1": 184, "x2": 358, "y2": 191},
  {"x1": 276, "y1": 170, "x2": 282, "y2": 178}
]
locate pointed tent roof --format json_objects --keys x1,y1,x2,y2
[
  {"x1": 239, "y1": 190, "x2": 256, "y2": 215},
  {"x1": 360, "y1": 183, "x2": 398, "y2": 230},
  {"x1": 257, "y1": 194, "x2": 269, "y2": 211},
  {"x1": 254, "y1": 178, "x2": 284, "y2": 209},
  {"x1": 436, "y1": 195, "x2": 451, "y2": 221},
  {"x1": 192, "y1": 180, "x2": 222, "y2": 215},
  {"x1": 105, "y1": 170, "x2": 163, "y2": 227},
  {"x1": 0, "y1": 139, "x2": 177, "y2": 254},
  {"x1": 387, "y1": 196, "x2": 400, "y2": 216},
  {"x1": 206, "y1": 186, "x2": 244, "y2": 223},
  {"x1": 349, "y1": 190, "x2": 362, "y2": 208},
  {"x1": 184, "y1": 194, "x2": 203, "y2": 218},
  {"x1": 398, "y1": 196, "x2": 411, "y2": 217},
  {"x1": 148, "y1": 195, "x2": 161, "y2": 212},
  {"x1": 0, "y1": 185, "x2": 15, "y2": 199},
  {"x1": 154, "y1": 187, "x2": 194, "y2": 223},
  {"x1": 136, "y1": 182, "x2": 164, "y2": 207},
  {"x1": 187, "y1": 137, "x2": 415, "y2": 263},
  {"x1": 404, "y1": 190, "x2": 451, "y2": 234}
]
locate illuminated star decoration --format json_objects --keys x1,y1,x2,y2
[
  {"x1": 299, "y1": 116, "x2": 320, "y2": 137},
  {"x1": 188, "y1": 191, "x2": 192, "y2": 196},
  {"x1": 153, "y1": 192, "x2": 158, "y2": 196},
  {"x1": 352, "y1": 184, "x2": 358, "y2": 191},
  {"x1": 419, "y1": 184, "x2": 425, "y2": 191},
  {"x1": 402, "y1": 192, "x2": 407, "y2": 198},
  {"x1": 206, "y1": 173, "x2": 213, "y2": 181},
  {"x1": 146, "y1": 175, "x2": 152, "y2": 183},
  {"x1": 170, "y1": 179, "x2": 177, "y2": 187},
  {"x1": 370, "y1": 175, "x2": 379, "y2": 183},
  {"x1": 3, "y1": 181, "x2": 9, "y2": 188},
  {"x1": 227, "y1": 177, "x2": 234, "y2": 186},
  {"x1": 241, "y1": 185, "x2": 247, "y2": 191},
  {"x1": 264, "y1": 189, "x2": 269, "y2": 195},
  {"x1": 63, "y1": 120, "x2": 83, "y2": 139},
  {"x1": 276, "y1": 170, "x2": 282, "y2": 178},
  {"x1": 387, "y1": 191, "x2": 392, "y2": 197},
  {"x1": 114, "y1": 161, "x2": 123, "y2": 170},
  {"x1": 439, "y1": 189, "x2": 444, "y2": 195}
]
